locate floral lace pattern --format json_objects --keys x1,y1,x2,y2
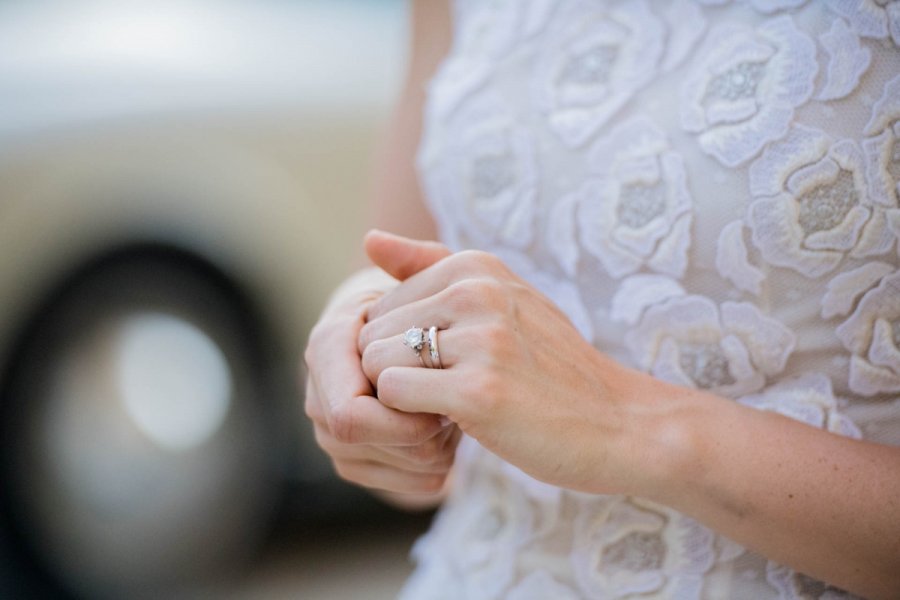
[
  {"x1": 626, "y1": 295, "x2": 795, "y2": 396},
  {"x1": 747, "y1": 126, "x2": 892, "y2": 278},
  {"x1": 548, "y1": 117, "x2": 693, "y2": 279},
  {"x1": 410, "y1": 1, "x2": 900, "y2": 598},
  {"x1": 836, "y1": 269, "x2": 900, "y2": 395},
  {"x1": 679, "y1": 15, "x2": 817, "y2": 167},
  {"x1": 571, "y1": 498, "x2": 721, "y2": 598},
  {"x1": 532, "y1": 1, "x2": 666, "y2": 147},
  {"x1": 825, "y1": 0, "x2": 900, "y2": 46}
]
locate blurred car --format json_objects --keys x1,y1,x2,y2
[{"x1": 0, "y1": 1, "x2": 407, "y2": 597}]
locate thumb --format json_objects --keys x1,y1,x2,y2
[{"x1": 364, "y1": 229, "x2": 451, "y2": 281}]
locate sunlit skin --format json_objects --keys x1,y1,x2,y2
[{"x1": 302, "y1": 2, "x2": 900, "y2": 598}]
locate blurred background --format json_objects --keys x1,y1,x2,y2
[{"x1": 0, "y1": 0, "x2": 433, "y2": 597}]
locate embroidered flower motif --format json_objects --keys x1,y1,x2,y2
[
  {"x1": 532, "y1": 1, "x2": 667, "y2": 147},
  {"x1": 610, "y1": 275, "x2": 686, "y2": 326},
  {"x1": 626, "y1": 296, "x2": 796, "y2": 397},
  {"x1": 817, "y1": 18, "x2": 872, "y2": 101},
  {"x1": 747, "y1": 126, "x2": 894, "y2": 279},
  {"x1": 750, "y1": 0, "x2": 810, "y2": 12},
  {"x1": 419, "y1": 92, "x2": 539, "y2": 253},
  {"x1": 717, "y1": 220, "x2": 767, "y2": 296},
  {"x1": 435, "y1": 467, "x2": 533, "y2": 598},
  {"x1": 680, "y1": 15, "x2": 817, "y2": 167},
  {"x1": 739, "y1": 373, "x2": 862, "y2": 438},
  {"x1": 571, "y1": 498, "x2": 717, "y2": 598},
  {"x1": 659, "y1": 0, "x2": 709, "y2": 71},
  {"x1": 821, "y1": 262, "x2": 895, "y2": 319},
  {"x1": 767, "y1": 563, "x2": 865, "y2": 600},
  {"x1": 694, "y1": 0, "x2": 810, "y2": 9},
  {"x1": 547, "y1": 117, "x2": 693, "y2": 280},
  {"x1": 426, "y1": 0, "x2": 560, "y2": 122},
  {"x1": 409, "y1": 436, "x2": 566, "y2": 600},
  {"x1": 836, "y1": 269, "x2": 900, "y2": 395},
  {"x1": 506, "y1": 570, "x2": 581, "y2": 600},
  {"x1": 825, "y1": 0, "x2": 900, "y2": 46},
  {"x1": 863, "y1": 74, "x2": 900, "y2": 249}
]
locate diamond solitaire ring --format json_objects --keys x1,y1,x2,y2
[{"x1": 403, "y1": 327, "x2": 427, "y2": 366}]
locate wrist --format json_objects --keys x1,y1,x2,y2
[{"x1": 610, "y1": 368, "x2": 721, "y2": 504}]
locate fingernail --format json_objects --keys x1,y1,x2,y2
[{"x1": 439, "y1": 415, "x2": 452, "y2": 428}]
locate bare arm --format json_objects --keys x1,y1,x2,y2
[
  {"x1": 646, "y1": 379, "x2": 900, "y2": 600},
  {"x1": 364, "y1": 0, "x2": 450, "y2": 244}
]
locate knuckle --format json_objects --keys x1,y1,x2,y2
[
  {"x1": 474, "y1": 320, "x2": 512, "y2": 357},
  {"x1": 361, "y1": 340, "x2": 396, "y2": 382},
  {"x1": 376, "y1": 367, "x2": 401, "y2": 402},
  {"x1": 328, "y1": 405, "x2": 359, "y2": 445},
  {"x1": 444, "y1": 277, "x2": 505, "y2": 314},
  {"x1": 402, "y1": 416, "x2": 430, "y2": 445},
  {"x1": 461, "y1": 368, "x2": 503, "y2": 408},
  {"x1": 303, "y1": 396, "x2": 319, "y2": 421},
  {"x1": 472, "y1": 277, "x2": 504, "y2": 301},
  {"x1": 359, "y1": 341, "x2": 383, "y2": 382},
  {"x1": 444, "y1": 250, "x2": 496, "y2": 282},
  {"x1": 420, "y1": 442, "x2": 455, "y2": 470},
  {"x1": 357, "y1": 322, "x2": 374, "y2": 351},
  {"x1": 312, "y1": 425, "x2": 332, "y2": 451},
  {"x1": 407, "y1": 439, "x2": 439, "y2": 463},
  {"x1": 456, "y1": 249, "x2": 498, "y2": 272},
  {"x1": 419, "y1": 475, "x2": 446, "y2": 494},
  {"x1": 443, "y1": 280, "x2": 472, "y2": 312}
]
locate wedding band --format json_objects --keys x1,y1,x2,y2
[
  {"x1": 428, "y1": 326, "x2": 443, "y2": 369},
  {"x1": 403, "y1": 327, "x2": 426, "y2": 366}
]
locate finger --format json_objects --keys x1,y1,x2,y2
[
  {"x1": 360, "y1": 275, "x2": 503, "y2": 355},
  {"x1": 361, "y1": 328, "x2": 465, "y2": 384},
  {"x1": 377, "y1": 366, "x2": 459, "y2": 417},
  {"x1": 333, "y1": 459, "x2": 447, "y2": 494},
  {"x1": 363, "y1": 229, "x2": 451, "y2": 281},
  {"x1": 367, "y1": 250, "x2": 507, "y2": 321},
  {"x1": 359, "y1": 286, "x2": 455, "y2": 354},
  {"x1": 305, "y1": 310, "x2": 374, "y2": 417},
  {"x1": 307, "y1": 307, "x2": 443, "y2": 444},
  {"x1": 314, "y1": 425, "x2": 454, "y2": 474},
  {"x1": 360, "y1": 335, "x2": 423, "y2": 384},
  {"x1": 327, "y1": 393, "x2": 447, "y2": 445}
]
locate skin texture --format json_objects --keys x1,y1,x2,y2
[{"x1": 302, "y1": 1, "x2": 900, "y2": 597}]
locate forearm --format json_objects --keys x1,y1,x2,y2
[
  {"x1": 636, "y1": 378, "x2": 900, "y2": 600},
  {"x1": 363, "y1": 0, "x2": 448, "y2": 244}
]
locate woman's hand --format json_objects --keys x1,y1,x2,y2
[
  {"x1": 359, "y1": 232, "x2": 677, "y2": 497},
  {"x1": 303, "y1": 263, "x2": 460, "y2": 499}
]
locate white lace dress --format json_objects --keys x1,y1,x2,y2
[{"x1": 402, "y1": 1, "x2": 900, "y2": 598}]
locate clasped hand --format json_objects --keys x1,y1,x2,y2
[{"x1": 305, "y1": 230, "x2": 665, "y2": 500}]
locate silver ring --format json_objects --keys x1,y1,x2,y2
[
  {"x1": 428, "y1": 326, "x2": 443, "y2": 369},
  {"x1": 403, "y1": 327, "x2": 426, "y2": 366}
]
